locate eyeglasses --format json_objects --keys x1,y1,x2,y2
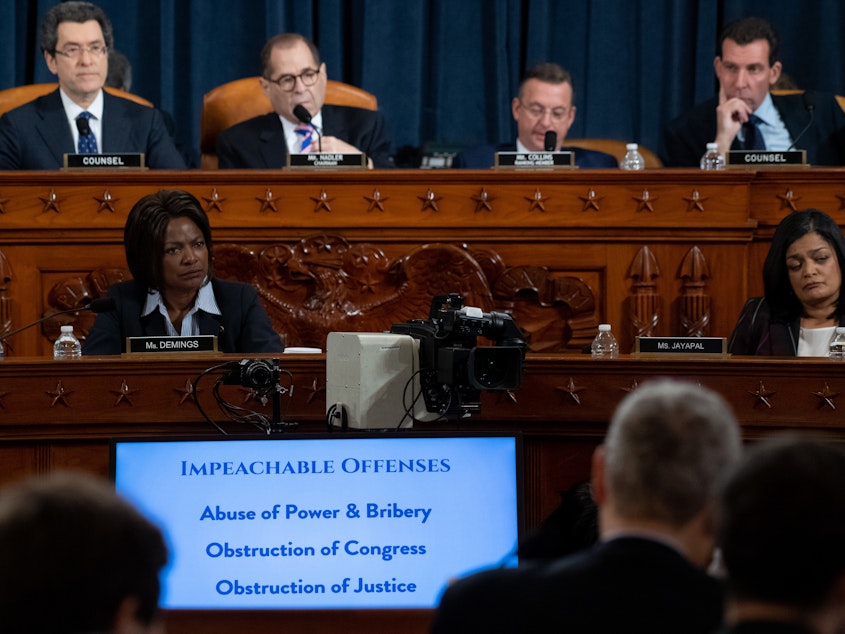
[
  {"x1": 266, "y1": 68, "x2": 321, "y2": 92},
  {"x1": 519, "y1": 101, "x2": 571, "y2": 121},
  {"x1": 53, "y1": 43, "x2": 108, "y2": 59}
]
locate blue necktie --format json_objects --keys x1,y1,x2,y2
[
  {"x1": 294, "y1": 124, "x2": 313, "y2": 153},
  {"x1": 76, "y1": 112, "x2": 98, "y2": 154},
  {"x1": 743, "y1": 114, "x2": 765, "y2": 151}
]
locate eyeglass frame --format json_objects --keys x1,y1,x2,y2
[
  {"x1": 265, "y1": 67, "x2": 322, "y2": 92},
  {"x1": 52, "y1": 43, "x2": 109, "y2": 60},
  {"x1": 517, "y1": 100, "x2": 573, "y2": 122}
]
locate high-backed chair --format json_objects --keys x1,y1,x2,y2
[
  {"x1": 565, "y1": 138, "x2": 663, "y2": 168},
  {"x1": 200, "y1": 77, "x2": 378, "y2": 169},
  {"x1": 0, "y1": 83, "x2": 152, "y2": 117}
]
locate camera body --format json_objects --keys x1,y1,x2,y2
[
  {"x1": 222, "y1": 358, "x2": 280, "y2": 389},
  {"x1": 390, "y1": 293, "x2": 525, "y2": 418}
]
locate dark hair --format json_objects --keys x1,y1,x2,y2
[
  {"x1": 39, "y1": 1, "x2": 114, "y2": 55},
  {"x1": 763, "y1": 209, "x2": 845, "y2": 321},
  {"x1": 518, "y1": 62, "x2": 575, "y2": 103},
  {"x1": 718, "y1": 16, "x2": 779, "y2": 66},
  {"x1": 124, "y1": 189, "x2": 213, "y2": 291},
  {"x1": 0, "y1": 471, "x2": 167, "y2": 632},
  {"x1": 720, "y1": 435, "x2": 845, "y2": 608},
  {"x1": 261, "y1": 33, "x2": 321, "y2": 78},
  {"x1": 106, "y1": 48, "x2": 132, "y2": 92}
]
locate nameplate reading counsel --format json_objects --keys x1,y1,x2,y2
[
  {"x1": 63, "y1": 153, "x2": 146, "y2": 169},
  {"x1": 726, "y1": 150, "x2": 806, "y2": 167}
]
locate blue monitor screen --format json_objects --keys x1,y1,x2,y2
[{"x1": 112, "y1": 434, "x2": 521, "y2": 610}]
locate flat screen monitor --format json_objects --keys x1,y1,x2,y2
[{"x1": 111, "y1": 433, "x2": 522, "y2": 610}]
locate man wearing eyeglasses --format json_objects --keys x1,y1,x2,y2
[
  {"x1": 0, "y1": 1, "x2": 185, "y2": 170},
  {"x1": 454, "y1": 62, "x2": 617, "y2": 169},
  {"x1": 217, "y1": 33, "x2": 393, "y2": 169}
]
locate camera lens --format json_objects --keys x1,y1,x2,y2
[{"x1": 242, "y1": 360, "x2": 275, "y2": 389}]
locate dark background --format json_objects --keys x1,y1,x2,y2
[{"x1": 2, "y1": 0, "x2": 843, "y2": 165}]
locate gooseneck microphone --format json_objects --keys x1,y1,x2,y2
[
  {"x1": 787, "y1": 91, "x2": 816, "y2": 151},
  {"x1": 0, "y1": 297, "x2": 116, "y2": 344},
  {"x1": 544, "y1": 131, "x2": 557, "y2": 151},
  {"x1": 292, "y1": 104, "x2": 323, "y2": 152},
  {"x1": 76, "y1": 115, "x2": 92, "y2": 137}
]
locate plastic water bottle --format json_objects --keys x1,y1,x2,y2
[
  {"x1": 830, "y1": 327, "x2": 845, "y2": 361},
  {"x1": 53, "y1": 325, "x2": 82, "y2": 360},
  {"x1": 591, "y1": 324, "x2": 619, "y2": 359},
  {"x1": 699, "y1": 142, "x2": 725, "y2": 170},
  {"x1": 619, "y1": 143, "x2": 645, "y2": 171}
]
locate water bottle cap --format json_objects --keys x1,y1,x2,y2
[
  {"x1": 626, "y1": 143, "x2": 638, "y2": 151},
  {"x1": 598, "y1": 324, "x2": 611, "y2": 332},
  {"x1": 60, "y1": 325, "x2": 73, "y2": 333},
  {"x1": 706, "y1": 142, "x2": 718, "y2": 150}
]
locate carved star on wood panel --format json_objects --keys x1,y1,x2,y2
[
  {"x1": 110, "y1": 379, "x2": 139, "y2": 406},
  {"x1": 94, "y1": 188, "x2": 117, "y2": 213},
  {"x1": 633, "y1": 190, "x2": 657, "y2": 212},
  {"x1": 203, "y1": 188, "x2": 226, "y2": 213},
  {"x1": 776, "y1": 189, "x2": 801, "y2": 211},
  {"x1": 310, "y1": 189, "x2": 334, "y2": 212},
  {"x1": 749, "y1": 381, "x2": 776, "y2": 408},
  {"x1": 622, "y1": 380, "x2": 641, "y2": 393},
  {"x1": 175, "y1": 379, "x2": 198, "y2": 405},
  {"x1": 472, "y1": 188, "x2": 494, "y2": 212},
  {"x1": 418, "y1": 188, "x2": 441, "y2": 212},
  {"x1": 556, "y1": 377, "x2": 585, "y2": 404},
  {"x1": 364, "y1": 189, "x2": 388, "y2": 212},
  {"x1": 837, "y1": 194, "x2": 845, "y2": 210},
  {"x1": 46, "y1": 380, "x2": 73, "y2": 407},
  {"x1": 683, "y1": 189, "x2": 708, "y2": 212},
  {"x1": 40, "y1": 188, "x2": 62, "y2": 214},
  {"x1": 525, "y1": 188, "x2": 548, "y2": 212},
  {"x1": 307, "y1": 377, "x2": 325, "y2": 404},
  {"x1": 0, "y1": 197, "x2": 8, "y2": 213},
  {"x1": 579, "y1": 188, "x2": 602, "y2": 211},
  {"x1": 256, "y1": 189, "x2": 279, "y2": 213},
  {"x1": 0, "y1": 390, "x2": 8, "y2": 408},
  {"x1": 813, "y1": 382, "x2": 840, "y2": 410}
]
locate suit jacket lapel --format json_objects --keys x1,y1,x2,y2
[
  {"x1": 258, "y1": 114, "x2": 287, "y2": 168},
  {"x1": 34, "y1": 90, "x2": 75, "y2": 162},
  {"x1": 101, "y1": 91, "x2": 130, "y2": 152}
]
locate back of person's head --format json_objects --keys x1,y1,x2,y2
[
  {"x1": 604, "y1": 380, "x2": 742, "y2": 527},
  {"x1": 261, "y1": 32, "x2": 321, "y2": 77},
  {"x1": 106, "y1": 48, "x2": 133, "y2": 92},
  {"x1": 124, "y1": 189, "x2": 214, "y2": 291},
  {"x1": 0, "y1": 471, "x2": 167, "y2": 633},
  {"x1": 718, "y1": 16, "x2": 779, "y2": 65},
  {"x1": 720, "y1": 435, "x2": 845, "y2": 609},
  {"x1": 518, "y1": 62, "x2": 573, "y2": 98},
  {"x1": 763, "y1": 208, "x2": 845, "y2": 321},
  {"x1": 39, "y1": 1, "x2": 115, "y2": 54}
]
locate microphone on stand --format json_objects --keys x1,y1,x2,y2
[
  {"x1": 293, "y1": 104, "x2": 322, "y2": 152},
  {"x1": 787, "y1": 91, "x2": 816, "y2": 151},
  {"x1": 0, "y1": 297, "x2": 116, "y2": 344},
  {"x1": 544, "y1": 131, "x2": 557, "y2": 152}
]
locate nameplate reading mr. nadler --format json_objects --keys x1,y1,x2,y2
[
  {"x1": 635, "y1": 337, "x2": 727, "y2": 356},
  {"x1": 126, "y1": 335, "x2": 218, "y2": 354},
  {"x1": 63, "y1": 153, "x2": 145, "y2": 169},
  {"x1": 495, "y1": 151, "x2": 575, "y2": 169},
  {"x1": 726, "y1": 150, "x2": 806, "y2": 167},
  {"x1": 287, "y1": 153, "x2": 367, "y2": 168}
]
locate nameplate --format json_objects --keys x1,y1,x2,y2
[
  {"x1": 726, "y1": 150, "x2": 807, "y2": 168},
  {"x1": 494, "y1": 151, "x2": 575, "y2": 169},
  {"x1": 63, "y1": 153, "x2": 146, "y2": 169},
  {"x1": 287, "y1": 153, "x2": 368, "y2": 169},
  {"x1": 125, "y1": 335, "x2": 218, "y2": 354},
  {"x1": 634, "y1": 337, "x2": 727, "y2": 356}
]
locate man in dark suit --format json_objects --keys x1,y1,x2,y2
[
  {"x1": 431, "y1": 380, "x2": 742, "y2": 634},
  {"x1": 454, "y1": 62, "x2": 618, "y2": 169},
  {"x1": 217, "y1": 33, "x2": 392, "y2": 169},
  {"x1": 663, "y1": 16, "x2": 845, "y2": 167},
  {"x1": 716, "y1": 436, "x2": 845, "y2": 634},
  {"x1": 0, "y1": 2, "x2": 185, "y2": 170}
]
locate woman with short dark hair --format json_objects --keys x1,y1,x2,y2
[
  {"x1": 728, "y1": 208, "x2": 845, "y2": 355},
  {"x1": 83, "y1": 189, "x2": 283, "y2": 355}
]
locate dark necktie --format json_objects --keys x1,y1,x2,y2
[
  {"x1": 76, "y1": 112, "x2": 98, "y2": 154},
  {"x1": 742, "y1": 114, "x2": 765, "y2": 151}
]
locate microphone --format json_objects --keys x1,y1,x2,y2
[
  {"x1": 544, "y1": 131, "x2": 557, "y2": 151},
  {"x1": 0, "y1": 297, "x2": 116, "y2": 344},
  {"x1": 293, "y1": 104, "x2": 322, "y2": 152},
  {"x1": 76, "y1": 115, "x2": 91, "y2": 137},
  {"x1": 787, "y1": 91, "x2": 816, "y2": 151}
]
